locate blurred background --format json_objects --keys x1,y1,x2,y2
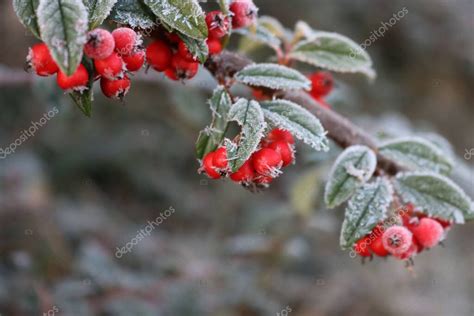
[{"x1": 0, "y1": 0, "x2": 473, "y2": 315}]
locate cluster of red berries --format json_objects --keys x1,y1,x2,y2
[
  {"x1": 353, "y1": 204, "x2": 450, "y2": 262},
  {"x1": 145, "y1": 0, "x2": 257, "y2": 81},
  {"x1": 27, "y1": 27, "x2": 144, "y2": 99},
  {"x1": 25, "y1": 0, "x2": 258, "y2": 99},
  {"x1": 200, "y1": 128, "x2": 295, "y2": 188},
  {"x1": 308, "y1": 71, "x2": 334, "y2": 109}
]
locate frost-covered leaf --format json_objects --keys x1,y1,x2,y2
[
  {"x1": 178, "y1": 34, "x2": 208, "y2": 64},
  {"x1": 84, "y1": 0, "x2": 117, "y2": 29},
  {"x1": 260, "y1": 99, "x2": 328, "y2": 151},
  {"x1": 143, "y1": 0, "x2": 208, "y2": 40},
  {"x1": 37, "y1": 0, "x2": 88, "y2": 75},
  {"x1": 235, "y1": 63, "x2": 311, "y2": 91},
  {"x1": 196, "y1": 86, "x2": 232, "y2": 159},
  {"x1": 109, "y1": 0, "x2": 156, "y2": 29},
  {"x1": 13, "y1": 0, "x2": 41, "y2": 38},
  {"x1": 258, "y1": 16, "x2": 287, "y2": 39},
  {"x1": 379, "y1": 137, "x2": 453, "y2": 175},
  {"x1": 235, "y1": 22, "x2": 282, "y2": 52},
  {"x1": 394, "y1": 172, "x2": 474, "y2": 223},
  {"x1": 289, "y1": 31, "x2": 375, "y2": 79},
  {"x1": 293, "y1": 20, "x2": 315, "y2": 42},
  {"x1": 324, "y1": 145, "x2": 377, "y2": 209},
  {"x1": 340, "y1": 178, "x2": 393, "y2": 249},
  {"x1": 226, "y1": 99, "x2": 266, "y2": 172}
]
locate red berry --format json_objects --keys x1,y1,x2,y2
[
  {"x1": 206, "y1": 10, "x2": 230, "y2": 39},
  {"x1": 167, "y1": 33, "x2": 181, "y2": 44},
  {"x1": 207, "y1": 39, "x2": 223, "y2": 56},
  {"x1": 94, "y1": 52, "x2": 124, "y2": 79},
  {"x1": 393, "y1": 237, "x2": 419, "y2": 260},
  {"x1": 369, "y1": 233, "x2": 389, "y2": 257},
  {"x1": 266, "y1": 128, "x2": 295, "y2": 145},
  {"x1": 252, "y1": 148, "x2": 283, "y2": 177},
  {"x1": 354, "y1": 237, "x2": 371, "y2": 257},
  {"x1": 170, "y1": 54, "x2": 199, "y2": 80},
  {"x1": 164, "y1": 68, "x2": 179, "y2": 81},
  {"x1": 177, "y1": 40, "x2": 195, "y2": 61},
  {"x1": 56, "y1": 64, "x2": 89, "y2": 91},
  {"x1": 309, "y1": 71, "x2": 334, "y2": 98},
  {"x1": 27, "y1": 43, "x2": 59, "y2": 76},
  {"x1": 230, "y1": 0, "x2": 258, "y2": 29},
  {"x1": 268, "y1": 141, "x2": 294, "y2": 167},
  {"x1": 84, "y1": 29, "x2": 115, "y2": 60},
  {"x1": 230, "y1": 160, "x2": 255, "y2": 183},
  {"x1": 382, "y1": 226, "x2": 413, "y2": 256},
  {"x1": 112, "y1": 27, "x2": 139, "y2": 56},
  {"x1": 409, "y1": 218, "x2": 444, "y2": 248},
  {"x1": 253, "y1": 175, "x2": 273, "y2": 185},
  {"x1": 146, "y1": 40, "x2": 172, "y2": 72},
  {"x1": 122, "y1": 50, "x2": 145, "y2": 72},
  {"x1": 100, "y1": 76, "x2": 131, "y2": 99},
  {"x1": 213, "y1": 147, "x2": 229, "y2": 171},
  {"x1": 202, "y1": 152, "x2": 221, "y2": 179}
]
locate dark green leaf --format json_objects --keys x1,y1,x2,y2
[
  {"x1": 84, "y1": 0, "x2": 117, "y2": 29},
  {"x1": 13, "y1": 0, "x2": 41, "y2": 38},
  {"x1": 109, "y1": 0, "x2": 156, "y2": 29}
]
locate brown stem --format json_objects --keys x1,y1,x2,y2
[{"x1": 205, "y1": 51, "x2": 404, "y2": 175}]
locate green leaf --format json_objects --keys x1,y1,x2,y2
[
  {"x1": 324, "y1": 145, "x2": 377, "y2": 209},
  {"x1": 84, "y1": 0, "x2": 117, "y2": 29},
  {"x1": 379, "y1": 137, "x2": 453, "y2": 175},
  {"x1": 394, "y1": 172, "x2": 474, "y2": 223},
  {"x1": 196, "y1": 86, "x2": 232, "y2": 159},
  {"x1": 258, "y1": 16, "x2": 287, "y2": 39},
  {"x1": 289, "y1": 31, "x2": 375, "y2": 79},
  {"x1": 235, "y1": 22, "x2": 282, "y2": 52},
  {"x1": 108, "y1": 0, "x2": 156, "y2": 29},
  {"x1": 226, "y1": 99, "x2": 266, "y2": 172},
  {"x1": 69, "y1": 57, "x2": 94, "y2": 116},
  {"x1": 37, "y1": 0, "x2": 88, "y2": 75},
  {"x1": 235, "y1": 63, "x2": 311, "y2": 91},
  {"x1": 13, "y1": 0, "x2": 41, "y2": 38},
  {"x1": 143, "y1": 0, "x2": 208, "y2": 40},
  {"x1": 178, "y1": 34, "x2": 209, "y2": 64},
  {"x1": 260, "y1": 99, "x2": 329, "y2": 151},
  {"x1": 340, "y1": 178, "x2": 393, "y2": 250}
]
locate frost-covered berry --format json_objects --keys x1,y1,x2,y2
[
  {"x1": 393, "y1": 238, "x2": 419, "y2": 260},
  {"x1": 253, "y1": 175, "x2": 273, "y2": 186},
  {"x1": 230, "y1": 0, "x2": 258, "y2": 29},
  {"x1": 266, "y1": 128, "x2": 295, "y2": 145},
  {"x1": 112, "y1": 27, "x2": 140, "y2": 56},
  {"x1": 207, "y1": 39, "x2": 223, "y2": 56},
  {"x1": 230, "y1": 160, "x2": 255, "y2": 183},
  {"x1": 164, "y1": 68, "x2": 179, "y2": 81},
  {"x1": 206, "y1": 10, "x2": 230, "y2": 39},
  {"x1": 213, "y1": 147, "x2": 229, "y2": 172},
  {"x1": 309, "y1": 71, "x2": 334, "y2": 99},
  {"x1": 354, "y1": 237, "x2": 371, "y2": 257},
  {"x1": 56, "y1": 64, "x2": 89, "y2": 91},
  {"x1": 94, "y1": 52, "x2": 124, "y2": 79},
  {"x1": 84, "y1": 29, "x2": 115, "y2": 60},
  {"x1": 170, "y1": 54, "x2": 199, "y2": 80},
  {"x1": 382, "y1": 226, "x2": 413, "y2": 255},
  {"x1": 252, "y1": 148, "x2": 283, "y2": 177},
  {"x1": 177, "y1": 40, "x2": 195, "y2": 62},
  {"x1": 410, "y1": 218, "x2": 444, "y2": 248},
  {"x1": 100, "y1": 76, "x2": 131, "y2": 100},
  {"x1": 268, "y1": 141, "x2": 294, "y2": 167},
  {"x1": 202, "y1": 152, "x2": 221, "y2": 179},
  {"x1": 122, "y1": 50, "x2": 145, "y2": 72},
  {"x1": 146, "y1": 40, "x2": 172, "y2": 72},
  {"x1": 27, "y1": 43, "x2": 59, "y2": 76}
]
